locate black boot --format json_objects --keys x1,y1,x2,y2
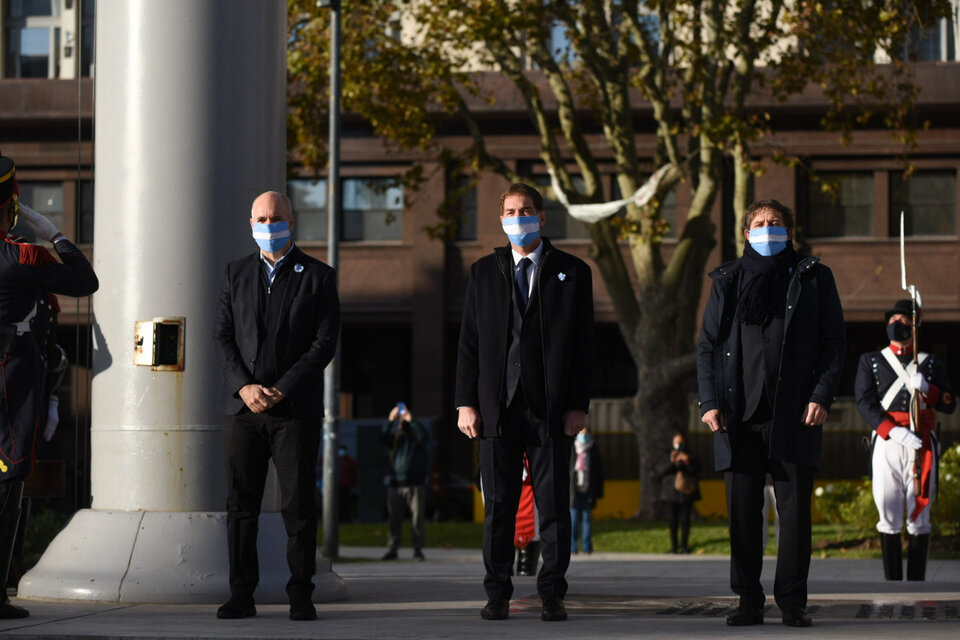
[
  {"x1": 0, "y1": 481, "x2": 28, "y2": 619},
  {"x1": 907, "y1": 533, "x2": 930, "y2": 581},
  {"x1": 517, "y1": 542, "x2": 539, "y2": 576},
  {"x1": 880, "y1": 533, "x2": 903, "y2": 581}
]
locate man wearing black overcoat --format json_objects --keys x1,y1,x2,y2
[
  {"x1": 697, "y1": 200, "x2": 845, "y2": 628},
  {"x1": 456, "y1": 182, "x2": 593, "y2": 622},
  {"x1": 214, "y1": 191, "x2": 340, "y2": 621}
]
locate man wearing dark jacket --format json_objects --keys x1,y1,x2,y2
[
  {"x1": 456, "y1": 183, "x2": 593, "y2": 622},
  {"x1": 697, "y1": 200, "x2": 845, "y2": 628},
  {"x1": 213, "y1": 191, "x2": 340, "y2": 621}
]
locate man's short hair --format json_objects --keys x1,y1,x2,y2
[
  {"x1": 742, "y1": 199, "x2": 794, "y2": 232},
  {"x1": 498, "y1": 183, "x2": 544, "y2": 215}
]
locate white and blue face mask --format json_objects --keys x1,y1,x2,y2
[
  {"x1": 748, "y1": 225, "x2": 789, "y2": 256},
  {"x1": 502, "y1": 215, "x2": 541, "y2": 247},
  {"x1": 252, "y1": 221, "x2": 291, "y2": 253}
]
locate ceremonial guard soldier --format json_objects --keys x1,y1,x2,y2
[
  {"x1": 0, "y1": 153, "x2": 99, "y2": 617},
  {"x1": 854, "y1": 299, "x2": 955, "y2": 581}
]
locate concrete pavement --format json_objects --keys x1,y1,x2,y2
[{"x1": 1, "y1": 546, "x2": 957, "y2": 639}]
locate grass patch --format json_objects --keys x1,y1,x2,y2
[{"x1": 332, "y1": 518, "x2": 959, "y2": 559}]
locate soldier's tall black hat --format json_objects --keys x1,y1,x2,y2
[
  {"x1": 885, "y1": 298, "x2": 921, "y2": 323},
  {"x1": 0, "y1": 153, "x2": 15, "y2": 207}
]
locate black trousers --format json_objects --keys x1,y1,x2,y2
[
  {"x1": 479, "y1": 389, "x2": 572, "y2": 601},
  {"x1": 725, "y1": 423, "x2": 815, "y2": 609},
  {"x1": 223, "y1": 413, "x2": 321, "y2": 602},
  {"x1": 669, "y1": 501, "x2": 693, "y2": 550}
]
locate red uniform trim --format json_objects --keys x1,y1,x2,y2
[{"x1": 18, "y1": 242, "x2": 57, "y2": 267}]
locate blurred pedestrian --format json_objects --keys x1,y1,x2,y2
[
  {"x1": 569, "y1": 427, "x2": 604, "y2": 554},
  {"x1": 656, "y1": 432, "x2": 700, "y2": 554},
  {"x1": 381, "y1": 403, "x2": 429, "y2": 561}
]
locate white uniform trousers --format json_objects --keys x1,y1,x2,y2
[{"x1": 872, "y1": 434, "x2": 936, "y2": 535}]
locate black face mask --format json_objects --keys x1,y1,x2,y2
[{"x1": 887, "y1": 321, "x2": 912, "y2": 342}]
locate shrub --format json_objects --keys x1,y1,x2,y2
[
  {"x1": 814, "y1": 478, "x2": 875, "y2": 538},
  {"x1": 933, "y1": 441, "x2": 960, "y2": 537}
]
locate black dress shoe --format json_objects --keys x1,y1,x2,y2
[
  {"x1": 480, "y1": 596, "x2": 510, "y2": 620},
  {"x1": 413, "y1": 549, "x2": 426, "y2": 561},
  {"x1": 290, "y1": 601, "x2": 317, "y2": 621},
  {"x1": 382, "y1": 549, "x2": 398, "y2": 560},
  {"x1": 781, "y1": 605, "x2": 812, "y2": 627},
  {"x1": 540, "y1": 597, "x2": 568, "y2": 621},
  {"x1": 726, "y1": 603, "x2": 764, "y2": 626},
  {"x1": 216, "y1": 596, "x2": 256, "y2": 619},
  {"x1": 0, "y1": 598, "x2": 29, "y2": 619}
]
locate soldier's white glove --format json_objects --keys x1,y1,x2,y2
[
  {"x1": 888, "y1": 426, "x2": 922, "y2": 450},
  {"x1": 17, "y1": 203, "x2": 61, "y2": 242},
  {"x1": 908, "y1": 372, "x2": 929, "y2": 394}
]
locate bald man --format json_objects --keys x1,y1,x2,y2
[{"x1": 214, "y1": 191, "x2": 340, "y2": 621}]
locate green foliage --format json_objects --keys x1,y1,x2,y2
[
  {"x1": 332, "y1": 519, "x2": 946, "y2": 558},
  {"x1": 22, "y1": 504, "x2": 69, "y2": 571},
  {"x1": 933, "y1": 441, "x2": 960, "y2": 537},
  {"x1": 814, "y1": 478, "x2": 877, "y2": 540}
]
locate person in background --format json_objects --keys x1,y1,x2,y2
[
  {"x1": 569, "y1": 427, "x2": 604, "y2": 555},
  {"x1": 514, "y1": 454, "x2": 539, "y2": 576},
  {"x1": 381, "y1": 403, "x2": 430, "y2": 561},
  {"x1": 656, "y1": 432, "x2": 700, "y2": 554},
  {"x1": 338, "y1": 446, "x2": 358, "y2": 523}
]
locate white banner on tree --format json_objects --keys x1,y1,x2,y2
[{"x1": 547, "y1": 164, "x2": 672, "y2": 223}]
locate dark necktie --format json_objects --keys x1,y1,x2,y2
[{"x1": 516, "y1": 257, "x2": 531, "y2": 309}]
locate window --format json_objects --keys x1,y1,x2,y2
[
  {"x1": 3, "y1": 0, "x2": 93, "y2": 78},
  {"x1": 16, "y1": 181, "x2": 63, "y2": 241},
  {"x1": 806, "y1": 171, "x2": 874, "y2": 238},
  {"x1": 288, "y1": 178, "x2": 327, "y2": 242},
  {"x1": 449, "y1": 175, "x2": 477, "y2": 242},
  {"x1": 547, "y1": 20, "x2": 575, "y2": 67},
  {"x1": 78, "y1": 179, "x2": 93, "y2": 243},
  {"x1": 342, "y1": 178, "x2": 403, "y2": 242},
  {"x1": 5, "y1": 0, "x2": 59, "y2": 78},
  {"x1": 902, "y1": 17, "x2": 956, "y2": 61},
  {"x1": 890, "y1": 170, "x2": 956, "y2": 236},
  {"x1": 79, "y1": 0, "x2": 94, "y2": 77}
]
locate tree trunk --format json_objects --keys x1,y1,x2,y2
[{"x1": 629, "y1": 383, "x2": 690, "y2": 519}]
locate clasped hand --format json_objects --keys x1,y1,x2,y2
[{"x1": 239, "y1": 384, "x2": 284, "y2": 413}]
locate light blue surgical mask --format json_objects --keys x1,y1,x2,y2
[
  {"x1": 502, "y1": 215, "x2": 541, "y2": 247},
  {"x1": 252, "y1": 221, "x2": 291, "y2": 253},
  {"x1": 748, "y1": 225, "x2": 789, "y2": 256}
]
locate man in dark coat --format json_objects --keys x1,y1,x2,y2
[
  {"x1": 456, "y1": 183, "x2": 594, "y2": 622},
  {"x1": 854, "y1": 299, "x2": 955, "y2": 581},
  {"x1": 697, "y1": 200, "x2": 845, "y2": 628},
  {"x1": 0, "y1": 153, "x2": 98, "y2": 618},
  {"x1": 213, "y1": 191, "x2": 340, "y2": 621}
]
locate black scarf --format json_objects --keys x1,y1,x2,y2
[{"x1": 737, "y1": 243, "x2": 799, "y2": 325}]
